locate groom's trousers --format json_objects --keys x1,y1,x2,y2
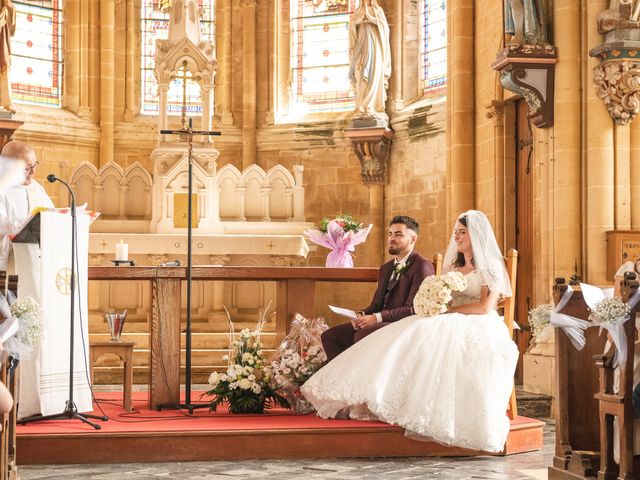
[{"x1": 321, "y1": 321, "x2": 391, "y2": 361}]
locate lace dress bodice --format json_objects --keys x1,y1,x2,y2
[{"x1": 450, "y1": 271, "x2": 482, "y2": 308}]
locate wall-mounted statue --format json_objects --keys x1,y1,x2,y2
[
  {"x1": 597, "y1": 0, "x2": 640, "y2": 34},
  {"x1": 0, "y1": 0, "x2": 16, "y2": 114},
  {"x1": 348, "y1": 0, "x2": 391, "y2": 118},
  {"x1": 504, "y1": 0, "x2": 548, "y2": 46}
]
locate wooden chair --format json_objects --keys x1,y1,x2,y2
[
  {"x1": 503, "y1": 249, "x2": 519, "y2": 419},
  {"x1": 433, "y1": 252, "x2": 443, "y2": 276},
  {"x1": 593, "y1": 272, "x2": 640, "y2": 480},
  {"x1": 433, "y1": 249, "x2": 519, "y2": 418}
]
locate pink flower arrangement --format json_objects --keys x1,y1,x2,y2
[{"x1": 304, "y1": 215, "x2": 372, "y2": 268}]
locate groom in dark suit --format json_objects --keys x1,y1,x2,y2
[{"x1": 321, "y1": 215, "x2": 435, "y2": 361}]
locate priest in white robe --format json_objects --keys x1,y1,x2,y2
[{"x1": 0, "y1": 141, "x2": 57, "y2": 419}]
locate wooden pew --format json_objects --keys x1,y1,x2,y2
[
  {"x1": 0, "y1": 273, "x2": 18, "y2": 479},
  {"x1": 593, "y1": 272, "x2": 640, "y2": 479},
  {"x1": 549, "y1": 278, "x2": 607, "y2": 480}
]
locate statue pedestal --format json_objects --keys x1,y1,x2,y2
[{"x1": 344, "y1": 123, "x2": 393, "y2": 185}]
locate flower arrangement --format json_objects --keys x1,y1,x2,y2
[
  {"x1": 11, "y1": 296, "x2": 44, "y2": 349},
  {"x1": 204, "y1": 306, "x2": 288, "y2": 414},
  {"x1": 528, "y1": 304, "x2": 553, "y2": 339},
  {"x1": 589, "y1": 297, "x2": 631, "y2": 326},
  {"x1": 304, "y1": 214, "x2": 372, "y2": 268},
  {"x1": 270, "y1": 314, "x2": 328, "y2": 412},
  {"x1": 413, "y1": 271, "x2": 468, "y2": 317}
]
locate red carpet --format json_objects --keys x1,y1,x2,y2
[{"x1": 17, "y1": 391, "x2": 393, "y2": 435}]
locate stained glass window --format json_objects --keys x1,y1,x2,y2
[
  {"x1": 290, "y1": 0, "x2": 356, "y2": 114},
  {"x1": 141, "y1": 0, "x2": 215, "y2": 115},
  {"x1": 11, "y1": 1, "x2": 63, "y2": 107},
  {"x1": 421, "y1": 0, "x2": 447, "y2": 94}
]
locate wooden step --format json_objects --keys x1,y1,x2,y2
[{"x1": 89, "y1": 332, "x2": 277, "y2": 350}]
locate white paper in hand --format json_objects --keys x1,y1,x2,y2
[{"x1": 329, "y1": 305, "x2": 358, "y2": 320}]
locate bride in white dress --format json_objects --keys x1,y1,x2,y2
[{"x1": 301, "y1": 210, "x2": 519, "y2": 453}]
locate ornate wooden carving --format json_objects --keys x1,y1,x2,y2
[
  {"x1": 492, "y1": 44, "x2": 557, "y2": 128},
  {"x1": 344, "y1": 126, "x2": 394, "y2": 184}
]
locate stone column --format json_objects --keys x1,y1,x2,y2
[
  {"x1": 615, "y1": 124, "x2": 631, "y2": 229},
  {"x1": 124, "y1": 0, "x2": 138, "y2": 120},
  {"x1": 390, "y1": 0, "x2": 403, "y2": 111},
  {"x1": 65, "y1": 0, "x2": 80, "y2": 112},
  {"x1": 292, "y1": 165, "x2": 305, "y2": 221},
  {"x1": 276, "y1": 1, "x2": 290, "y2": 116},
  {"x1": 552, "y1": 0, "x2": 582, "y2": 278},
  {"x1": 631, "y1": 120, "x2": 640, "y2": 228},
  {"x1": 447, "y1": 0, "x2": 475, "y2": 224},
  {"x1": 242, "y1": 0, "x2": 257, "y2": 168},
  {"x1": 119, "y1": 183, "x2": 128, "y2": 219},
  {"x1": 256, "y1": 0, "x2": 269, "y2": 126},
  {"x1": 236, "y1": 185, "x2": 247, "y2": 221},
  {"x1": 261, "y1": 186, "x2": 272, "y2": 221},
  {"x1": 202, "y1": 85, "x2": 213, "y2": 133},
  {"x1": 216, "y1": 0, "x2": 233, "y2": 125},
  {"x1": 369, "y1": 184, "x2": 385, "y2": 265},
  {"x1": 100, "y1": 0, "x2": 116, "y2": 167},
  {"x1": 78, "y1": 0, "x2": 94, "y2": 119},
  {"x1": 158, "y1": 85, "x2": 168, "y2": 142},
  {"x1": 585, "y1": 0, "x2": 615, "y2": 284}
]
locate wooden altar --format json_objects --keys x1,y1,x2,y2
[{"x1": 88, "y1": 266, "x2": 378, "y2": 410}]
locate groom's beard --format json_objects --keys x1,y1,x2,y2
[{"x1": 388, "y1": 246, "x2": 400, "y2": 255}]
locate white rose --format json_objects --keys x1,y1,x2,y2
[
  {"x1": 208, "y1": 371, "x2": 220, "y2": 386},
  {"x1": 242, "y1": 352, "x2": 253, "y2": 362},
  {"x1": 248, "y1": 374, "x2": 256, "y2": 381},
  {"x1": 252, "y1": 384, "x2": 262, "y2": 394},
  {"x1": 238, "y1": 378, "x2": 252, "y2": 390}
]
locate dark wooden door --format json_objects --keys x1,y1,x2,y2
[{"x1": 514, "y1": 99, "x2": 533, "y2": 383}]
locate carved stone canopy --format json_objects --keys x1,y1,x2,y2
[
  {"x1": 492, "y1": 44, "x2": 557, "y2": 128},
  {"x1": 344, "y1": 126, "x2": 394, "y2": 185}
]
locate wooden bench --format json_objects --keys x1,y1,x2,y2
[
  {"x1": 0, "y1": 273, "x2": 18, "y2": 480},
  {"x1": 593, "y1": 272, "x2": 640, "y2": 479}
]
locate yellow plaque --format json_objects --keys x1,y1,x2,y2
[{"x1": 173, "y1": 193, "x2": 198, "y2": 229}]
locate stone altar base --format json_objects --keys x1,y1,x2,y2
[{"x1": 16, "y1": 392, "x2": 544, "y2": 464}]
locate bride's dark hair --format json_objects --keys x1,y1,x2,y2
[{"x1": 453, "y1": 216, "x2": 474, "y2": 268}]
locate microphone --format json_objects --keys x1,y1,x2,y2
[
  {"x1": 160, "y1": 260, "x2": 181, "y2": 267},
  {"x1": 47, "y1": 173, "x2": 76, "y2": 213}
]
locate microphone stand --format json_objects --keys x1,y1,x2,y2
[
  {"x1": 159, "y1": 119, "x2": 220, "y2": 414},
  {"x1": 20, "y1": 175, "x2": 107, "y2": 429}
]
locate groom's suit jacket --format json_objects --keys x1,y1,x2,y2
[{"x1": 362, "y1": 251, "x2": 434, "y2": 323}]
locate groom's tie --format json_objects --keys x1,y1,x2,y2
[{"x1": 383, "y1": 268, "x2": 399, "y2": 308}]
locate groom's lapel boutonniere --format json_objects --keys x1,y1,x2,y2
[{"x1": 393, "y1": 261, "x2": 410, "y2": 280}]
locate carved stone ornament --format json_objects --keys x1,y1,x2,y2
[
  {"x1": 492, "y1": 44, "x2": 557, "y2": 128},
  {"x1": 590, "y1": 43, "x2": 640, "y2": 125},
  {"x1": 343, "y1": 126, "x2": 394, "y2": 185}
]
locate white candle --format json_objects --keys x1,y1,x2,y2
[{"x1": 115, "y1": 241, "x2": 128, "y2": 262}]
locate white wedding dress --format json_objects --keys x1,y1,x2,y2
[{"x1": 301, "y1": 272, "x2": 519, "y2": 453}]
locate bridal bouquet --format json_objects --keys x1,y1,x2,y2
[
  {"x1": 271, "y1": 314, "x2": 329, "y2": 412},
  {"x1": 413, "y1": 271, "x2": 468, "y2": 317},
  {"x1": 0, "y1": 295, "x2": 44, "y2": 359},
  {"x1": 204, "y1": 308, "x2": 288, "y2": 414},
  {"x1": 304, "y1": 214, "x2": 372, "y2": 268}
]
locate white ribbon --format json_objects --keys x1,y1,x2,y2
[{"x1": 549, "y1": 285, "x2": 590, "y2": 350}]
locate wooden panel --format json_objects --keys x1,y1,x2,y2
[
  {"x1": 276, "y1": 280, "x2": 315, "y2": 345},
  {"x1": 606, "y1": 230, "x2": 640, "y2": 278},
  {"x1": 16, "y1": 418, "x2": 544, "y2": 464},
  {"x1": 515, "y1": 98, "x2": 534, "y2": 383},
  {"x1": 149, "y1": 278, "x2": 181, "y2": 410}
]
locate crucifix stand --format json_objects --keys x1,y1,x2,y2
[{"x1": 159, "y1": 61, "x2": 220, "y2": 413}]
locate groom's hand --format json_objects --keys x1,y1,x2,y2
[{"x1": 355, "y1": 314, "x2": 377, "y2": 329}]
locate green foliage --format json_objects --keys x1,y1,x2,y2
[{"x1": 318, "y1": 214, "x2": 364, "y2": 233}]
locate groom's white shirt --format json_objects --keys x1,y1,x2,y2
[{"x1": 374, "y1": 249, "x2": 414, "y2": 324}]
